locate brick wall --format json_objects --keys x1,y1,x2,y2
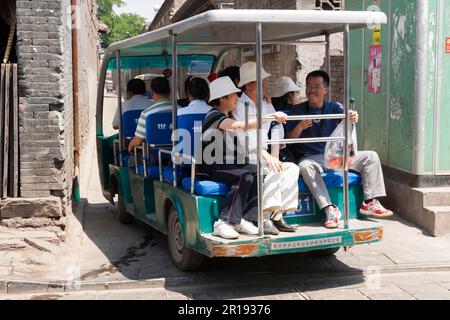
[
  {"x1": 328, "y1": 54, "x2": 344, "y2": 102},
  {"x1": 15, "y1": 0, "x2": 99, "y2": 220},
  {"x1": 16, "y1": 0, "x2": 73, "y2": 207},
  {"x1": 149, "y1": 0, "x2": 186, "y2": 31},
  {"x1": 220, "y1": 0, "x2": 297, "y2": 97}
]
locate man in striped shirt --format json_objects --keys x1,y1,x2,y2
[{"x1": 128, "y1": 77, "x2": 173, "y2": 153}]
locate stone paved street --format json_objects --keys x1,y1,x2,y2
[{"x1": 2, "y1": 270, "x2": 450, "y2": 300}]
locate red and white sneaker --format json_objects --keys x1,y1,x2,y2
[
  {"x1": 324, "y1": 205, "x2": 342, "y2": 229},
  {"x1": 360, "y1": 199, "x2": 393, "y2": 218}
]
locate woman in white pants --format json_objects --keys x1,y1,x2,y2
[{"x1": 232, "y1": 62, "x2": 300, "y2": 234}]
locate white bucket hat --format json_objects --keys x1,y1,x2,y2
[
  {"x1": 209, "y1": 76, "x2": 241, "y2": 102},
  {"x1": 272, "y1": 76, "x2": 301, "y2": 98},
  {"x1": 238, "y1": 61, "x2": 271, "y2": 87}
]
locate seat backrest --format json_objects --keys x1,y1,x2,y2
[
  {"x1": 145, "y1": 111, "x2": 173, "y2": 145},
  {"x1": 122, "y1": 110, "x2": 144, "y2": 138},
  {"x1": 176, "y1": 113, "x2": 206, "y2": 160},
  {"x1": 145, "y1": 111, "x2": 173, "y2": 162}
]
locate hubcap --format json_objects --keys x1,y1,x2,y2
[{"x1": 172, "y1": 217, "x2": 184, "y2": 254}]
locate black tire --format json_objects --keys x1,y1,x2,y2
[
  {"x1": 117, "y1": 185, "x2": 134, "y2": 224},
  {"x1": 312, "y1": 247, "x2": 340, "y2": 256},
  {"x1": 167, "y1": 206, "x2": 204, "y2": 271}
]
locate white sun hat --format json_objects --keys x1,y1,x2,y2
[
  {"x1": 238, "y1": 61, "x2": 271, "y2": 87},
  {"x1": 209, "y1": 76, "x2": 241, "y2": 102},
  {"x1": 272, "y1": 76, "x2": 301, "y2": 98}
]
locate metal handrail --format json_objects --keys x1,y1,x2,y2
[
  {"x1": 263, "y1": 136, "x2": 345, "y2": 145},
  {"x1": 113, "y1": 139, "x2": 119, "y2": 166},
  {"x1": 262, "y1": 114, "x2": 346, "y2": 121},
  {"x1": 134, "y1": 145, "x2": 144, "y2": 175},
  {"x1": 158, "y1": 149, "x2": 196, "y2": 192},
  {"x1": 173, "y1": 152, "x2": 197, "y2": 194}
]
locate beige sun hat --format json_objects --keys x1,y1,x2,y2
[
  {"x1": 238, "y1": 61, "x2": 271, "y2": 87},
  {"x1": 272, "y1": 76, "x2": 301, "y2": 98},
  {"x1": 209, "y1": 76, "x2": 241, "y2": 102}
]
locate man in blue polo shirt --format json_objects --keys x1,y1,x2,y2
[{"x1": 286, "y1": 70, "x2": 393, "y2": 229}]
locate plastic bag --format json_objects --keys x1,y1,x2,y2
[{"x1": 324, "y1": 121, "x2": 357, "y2": 170}]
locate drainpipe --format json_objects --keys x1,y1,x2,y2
[
  {"x1": 71, "y1": 0, "x2": 81, "y2": 200},
  {"x1": 413, "y1": 0, "x2": 428, "y2": 175}
]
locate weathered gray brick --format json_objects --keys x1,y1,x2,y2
[
  {"x1": 20, "y1": 162, "x2": 55, "y2": 169},
  {"x1": 21, "y1": 176, "x2": 62, "y2": 184},
  {"x1": 32, "y1": 39, "x2": 60, "y2": 46},
  {"x1": 19, "y1": 126, "x2": 61, "y2": 133},
  {"x1": 19, "y1": 104, "x2": 50, "y2": 112},
  {"x1": 20, "y1": 190, "x2": 52, "y2": 197}
]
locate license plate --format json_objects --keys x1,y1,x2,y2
[{"x1": 272, "y1": 236, "x2": 342, "y2": 250}]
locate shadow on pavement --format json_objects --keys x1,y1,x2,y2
[{"x1": 74, "y1": 198, "x2": 367, "y2": 298}]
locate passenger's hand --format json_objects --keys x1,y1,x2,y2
[
  {"x1": 265, "y1": 154, "x2": 283, "y2": 173},
  {"x1": 350, "y1": 111, "x2": 358, "y2": 124},
  {"x1": 300, "y1": 119, "x2": 313, "y2": 130},
  {"x1": 272, "y1": 112, "x2": 288, "y2": 124}
]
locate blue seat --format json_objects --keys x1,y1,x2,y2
[
  {"x1": 144, "y1": 111, "x2": 173, "y2": 162},
  {"x1": 119, "y1": 110, "x2": 144, "y2": 167},
  {"x1": 298, "y1": 171, "x2": 362, "y2": 193},
  {"x1": 182, "y1": 178, "x2": 229, "y2": 196},
  {"x1": 183, "y1": 171, "x2": 361, "y2": 197},
  {"x1": 122, "y1": 110, "x2": 144, "y2": 138},
  {"x1": 176, "y1": 113, "x2": 206, "y2": 163}
]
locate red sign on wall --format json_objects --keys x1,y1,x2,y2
[{"x1": 446, "y1": 37, "x2": 450, "y2": 54}]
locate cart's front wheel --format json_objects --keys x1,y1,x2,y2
[{"x1": 167, "y1": 206, "x2": 204, "y2": 271}]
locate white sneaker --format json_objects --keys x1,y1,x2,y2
[
  {"x1": 234, "y1": 219, "x2": 258, "y2": 235},
  {"x1": 213, "y1": 219, "x2": 239, "y2": 239}
]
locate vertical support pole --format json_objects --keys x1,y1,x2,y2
[
  {"x1": 256, "y1": 22, "x2": 264, "y2": 236},
  {"x1": 12, "y1": 64, "x2": 18, "y2": 197},
  {"x1": 171, "y1": 32, "x2": 178, "y2": 187},
  {"x1": 414, "y1": 0, "x2": 428, "y2": 175},
  {"x1": 325, "y1": 33, "x2": 331, "y2": 101},
  {"x1": 116, "y1": 50, "x2": 123, "y2": 167},
  {"x1": 244, "y1": 101, "x2": 249, "y2": 164},
  {"x1": 0, "y1": 64, "x2": 5, "y2": 198},
  {"x1": 343, "y1": 24, "x2": 350, "y2": 229},
  {"x1": 2, "y1": 64, "x2": 11, "y2": 198}
]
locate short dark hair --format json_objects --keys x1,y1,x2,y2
[
  {"x1": 127, "y1": 78, "x2": 146, "y2": 95},
  {"x1": 306, "y1": 70, "x2": 330, "y2": 87},
  {"x1": 218, "y1": 66, "x2": 240, "y2": 84},
  {"x1": 186, "y1": 77, "x2": 209, "y2": 101},
  {"x1": 151, "y1": 76, "x2": 171, "y2": 96},
  {"x1": 184, "y1": 75, "x2": 193, "y2": 95}
]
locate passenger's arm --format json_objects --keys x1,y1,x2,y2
[
  {"x1": 271, "y1": 144, "x2": 280, "y2": 160},
  {"x1": 286, "y1": 120, "x2": 313, "y2": 138},
  {"x1": 128, "y1": 136, "x2": 144, "y2": 153},
  {"x1": 262, "y1": 149, "x2": 283, "y2": 172},
  {"x1": 219, "y1": 112, "x2": 287, "y2": 132}
]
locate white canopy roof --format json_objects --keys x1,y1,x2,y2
[{"x1": 105, "y1": 9, "x2": 387, "y2": 59}]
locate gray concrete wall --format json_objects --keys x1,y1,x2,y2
[{"x1": 76, "y1": 0, "x2": 99, "y2": 150}]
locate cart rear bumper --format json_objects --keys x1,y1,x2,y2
[{"x1": 202, "y1": 220, "x2": 383, "y2": 257}]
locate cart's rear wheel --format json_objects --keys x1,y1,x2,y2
[{"x1": 167, "y1": 206, "x2": 204, "y2": 271}]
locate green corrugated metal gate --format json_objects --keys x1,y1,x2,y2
[{"x1": 345, "y1": 0, "x2": 450, "y2": 176}]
